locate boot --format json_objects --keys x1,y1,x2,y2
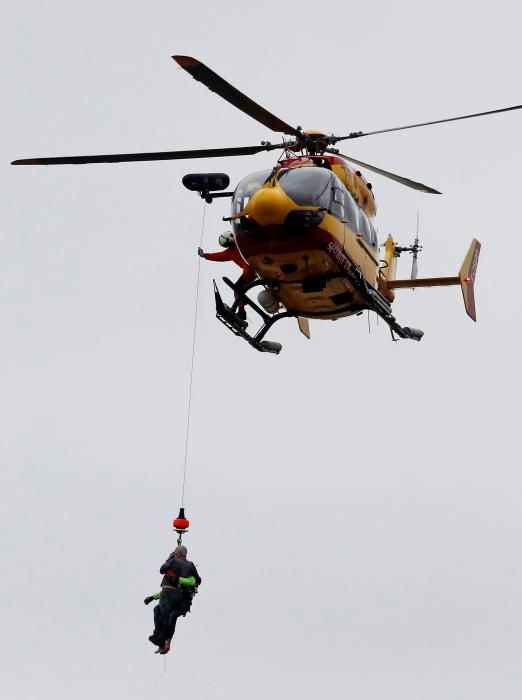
[{"x1": 159, "y1": 639, "x2": 171, "y2": 654}]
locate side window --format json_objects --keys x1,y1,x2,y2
[
  {"x1": 331, "y1": 186, "x2": 345, "y2": 219},
  {"x1": 369, "y1": 221, "x2": 378, "y2": 248},
  {"x1": 343, "y1": 189, "x2": 360, "y2": 233},
  {"x1": 359, "y1": 211, "x2": 372, "y2": 245}
]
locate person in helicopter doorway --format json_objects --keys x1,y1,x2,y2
[
  {"x1": 145, "y1": 545, "x2": 201, "y2": 655},
  {"x1": 198, "y1": 231, "x2": 256, "y2": 321}
]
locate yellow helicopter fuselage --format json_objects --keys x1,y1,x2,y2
[{"x1": 234, "y1": 154, "x2": 381, "y2": 319}]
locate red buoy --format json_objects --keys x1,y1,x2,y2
[{"x1": 173, "y1": 507, "x2": 189, "y2": 533}]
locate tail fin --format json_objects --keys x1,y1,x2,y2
[{"x1": 459, "y1": 239, "x2": 481, "y2": 321}]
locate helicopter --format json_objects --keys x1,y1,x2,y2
[{"x1": 12, "y1": 56, "x2": 520, "y2": 354}]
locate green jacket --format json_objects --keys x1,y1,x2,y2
[{"x1": 150, "y1": 575, "x2": 198, "y2": 599}]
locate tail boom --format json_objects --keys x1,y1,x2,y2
[
  {"x1": 385, "y1": 238, "x2": 481, "y2": 321},
  {"x1": 387, "y1": 277, "x2": 459, "y2": 289}
]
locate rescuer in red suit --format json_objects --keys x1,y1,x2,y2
[{"x1": 198, "y1": 231, "x2": 256, "y2": 320}]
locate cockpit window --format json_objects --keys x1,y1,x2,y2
[
  {"x1": 278, "y1": 167, "x2": 333, "y2": 208},
  {"x1": 232, "y1": 169, "x2": 272, "y2": 216}
]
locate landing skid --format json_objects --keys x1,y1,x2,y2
[
  {"x1": 213, "y1": 269, "x2": 424, "y2": 354},
  {"x1": 214, "y1": 277, "x2": 295, "y2": 354},
  {"x1": 363, "y1": 281, "x2": 424, "y2": 341}
]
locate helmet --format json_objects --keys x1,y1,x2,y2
[{"x1": 219, "y1": 231, "x2": 235, "y2": 247}]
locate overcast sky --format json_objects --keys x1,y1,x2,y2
[{"x1": 1, "y1": 1, "x2": 521, "y2": 698}]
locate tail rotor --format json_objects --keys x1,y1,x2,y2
[
  {"x1": 395, "y1": 211, "x2": 423, "y2": 280},
  {"x1": 410, "y1": 211, "x2": 422, "y2": 279}
]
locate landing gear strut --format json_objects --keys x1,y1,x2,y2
[{"x1": 213, "y1": 277, "x2": 294, "y2": 354}]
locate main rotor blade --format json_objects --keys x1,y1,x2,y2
[
  {"x1": 11, "y1": 143, "x2": 284, "y2": 165},
  {"x1": 337, "y1": 104, "x2": 522, "y2": 141},
  {"x1": 331, "y1": 151, "x2": 441, "y2": 194},
  {"x1": 173, "y1": 55, "x2": 301, "y2": 138}
]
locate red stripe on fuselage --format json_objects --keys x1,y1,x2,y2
[{"x1": 236, "y1": 225, "x2": 357, "y2": 277}]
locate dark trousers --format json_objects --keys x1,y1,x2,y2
[
  {"x1": 235, "y1": 270, "x2": 256, "y2": 309},
  {"x1": 152, "y1": 588, "x2": 189, "y2": 645}
]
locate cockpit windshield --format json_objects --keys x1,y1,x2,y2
[
  {"x1": 232, "y1": 169, "x2": 272, "y2": 217},
  {"x1": 278, "y1": 167, "x2": 333, "y2": 208}
]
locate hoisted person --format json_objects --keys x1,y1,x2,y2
[{"x1": 146, "y1": 545, "x2": 201, "y2": 654}]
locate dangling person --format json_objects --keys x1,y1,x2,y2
[
  {"x1": 198, "y1": 232, "x2": 256, "y2": 320},
  {"x1": 146, "y1": 545, "x2": 201, "y2": 654}
]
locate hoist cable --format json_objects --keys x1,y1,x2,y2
[
  {"x1": 180, "y1": 204, "x2": 206, "y2": 507},
  {"x1": 153, "y1": 654, "x2": 167, "y2": 683}
]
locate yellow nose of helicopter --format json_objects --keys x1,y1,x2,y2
[{"x1": 245, "y1": 186, "x2": 292, "y2": 227}]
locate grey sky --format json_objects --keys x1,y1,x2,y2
[{"x1": 2, "y1": 1, "x2": 521, "y2": 698}]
